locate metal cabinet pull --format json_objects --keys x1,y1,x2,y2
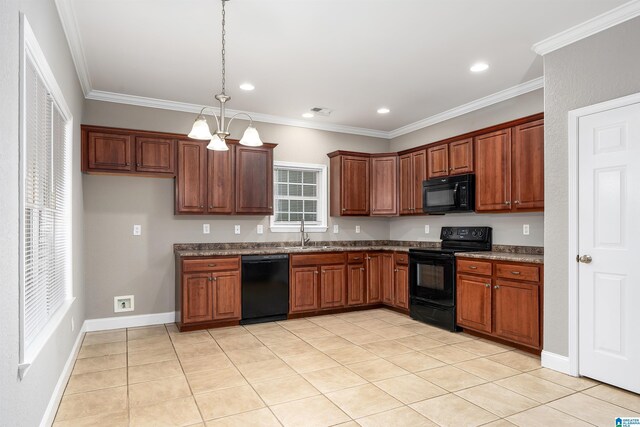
[
  {"x1": 510, "y1": 271, "x2": 521, "y2": 275},
  {"x1": 469, "y1": 266, "x2": 477, "y2": 269},
  {"x1": 505, "y1": 201, "x2": 511, "y2": 205},
  {"x1": 208, "y1": 264, "x2": 216, "y2": 267},
  {"x1": 514, "y1": 200, "x2": 520, "y2": 204},
  {"x1": 353, "y1": 257, "x2": 361, "y2": 260},
  {"x1": 314, "y1": 271, "x2": 318, "y2": 275},
  {"x1": 494, "y1": 285, "x2": 500, "y2": 289},
  {"x1": 360, "y1": 268, "x2": 365, "y2": 271}
]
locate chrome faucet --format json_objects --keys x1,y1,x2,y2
[{"x1": 300, "y1": 217, "x2": 311, "y2": 247}]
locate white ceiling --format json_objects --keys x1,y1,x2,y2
[{"x1": 62, "y1": 0, "x2": 628, "y2": 135}]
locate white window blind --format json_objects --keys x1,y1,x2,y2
[{"x1": 21, "y1": 24, "x2": 72, "y2": 360}]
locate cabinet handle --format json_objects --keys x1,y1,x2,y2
[
  {"x1": 353, "y1": 257, "x2": 361, "y2": 260},
  {"x1": 510, "y1": 271, "x2": 521, "y2": 275},
  {"x1": 136, "y1": 163, "x2": 140, "y2": 167},
  {"x1": 208, "y1": 264, "x2": 216, "y2": 267},
  {"x1": 322, "y1": 271, "x2": 326, "y2": 274},
  {"x1": 213, "y1": 277, "x2": 217, "y2": 281},
  {"x1": 208, "y1": 277, "x2": 213, "y2": 281},
  {"x1": 209, "y1": 205, "x2": 213, "y2": 209},
  {"x1": 360, "y1": 268, "x2": 365, "y2": 271},
  {"x1": 269, "y1": 206, "x2": 273, "y2": 209},
  {"x1": 514, "y1": 200, "x2": 520, "y2": 204},
  {"x1": 449, "y1": 168, "x2": 453, "y2": 171},
  {"x1": 125, "y1": 162, "x2": 130, "y2": 166},
  {"x1": 366, "y1": 257, "x2": 371, "y2": 260},
  {"x1": 469, "y1": 266, "x2": 477, "y2": 269},
  {"x1": 314, "y1": 271, "x2": 318, "y2": 275},
  {"x1": 505, "y1": 201, "x2": 511, "y2": 205},
  {"x1": 485, "y1": 283, "x2": 490, "y2": 288},
  {"x1": 342, "y1": 208, "x2": 346, "y2": 211},
  {"x1": 494, "y1": 285, "x2": 500, "y2": 289},
  {"x1": 394, "y1": 268, "x2": 398, "y2": 272},
  {"x1": 200, "y1": 205, "x2": 204, "y2": 208}
]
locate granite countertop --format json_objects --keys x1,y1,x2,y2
[
  {"x1": 455, "y1": 251, "x2": 544, "y2": 264},
  {"x1": 175, "y1": 245, "x2": 414, "y2": 257}
]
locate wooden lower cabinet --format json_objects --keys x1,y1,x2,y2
[
  {"x1": 347, "y1": 263, "x2": 366, "y2": 305},
  {"x1": 366, "y1": 253, "x2": 383, "y2": 303},
  {"x1": 394, "y1": 264, "x2": 409, "y2": 309},
  {"x1": 456, "y1": 257, "x2": 543, "y2": 350},
  {"x1": 177, "y1": 256, "x2": 241, "y2": 330},
  {"x1": 290, "y1": 267, "x2": 319, "y2": 313},
  {"x1": 320, "y1": 265, "x2": 346, "y2": 308}
]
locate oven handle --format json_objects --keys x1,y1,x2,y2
[
  {"x1": 410, "y1": 253, "x2": 455, "y2": 262},
  {"x1": 453, "y1": 182, "x2": 459, "y2": 207}
]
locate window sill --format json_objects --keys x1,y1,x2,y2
[{"x1": 270, "y1": 226, "x2": 328, "y2": 233}]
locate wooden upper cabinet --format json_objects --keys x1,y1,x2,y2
[
  {"x1": 182, "y1": 273, "x2": 213, "y2": 324},
  {"x1": 235, "y1": 146, "x2": 273, "y2": 214},
  {"x1": 290, "y1": 267, "x2": 319, "y2": 313},
  {"x1": 493, "y1": 279, "x2": 540, "y2": 347},
  {"x1": 207, "y1": 149, "x2": 234, "y2": 214},
  {"x1": 86, "y1": 131, "x2": 133, "y2": 172},
  {"x1": 456, "y1": 274, "x2": 492, "y2": 333},
  {"x1": 475, "y1": 129, "x2": 512, "y2": 212},
  {"x1": 212, "y1": 270, "x2": 241, "y2": 320},
  {"x1": 512, "y1": 120, "x2": 544, "y2": 211},
  {"x1": 427, "y1": 144, "x2": 448, "y2": 178},
  {"x1": 329, "y1": 153, "x2": 370, "y2": 216},
  {"x1": 135, "y1": 136, "x2": 175, "y2": 174},
  {"x1": 427, "y1": 139, "x2": 473, "y2": 179},
  {"x1": 177, "y1": 140, "x2": 207, "y2": 214},
  {"x1": 370, "y1": 155, "x2": 398, "y2": 216},
  {"x1": 320, "y1": 265, "x2": 346, "y2": 308},
  {"x1": 399, "y1": 150, "x2": 427, "y2": 215}
]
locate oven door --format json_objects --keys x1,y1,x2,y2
[
  {"x1": 409, "y1": 252, "x2": 456, "y2": 307},
  {"x1": 423, "y1": 182, "x2": 459, "y2": 213}
]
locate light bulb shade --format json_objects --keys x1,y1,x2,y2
[
  {"x1": 188, "y1": 116, "x2": 213, "y2": 140},
  {"x1": 239, "y1": 125, "x2": 263, "y2": 147},
  {"x1": 206, "y1": 134, "x2": 229, "y2": 151}
]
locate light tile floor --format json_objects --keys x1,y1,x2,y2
[{"x1": 53, "y1": 309, "x2": 640, "y2": 426}]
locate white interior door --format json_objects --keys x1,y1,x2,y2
[{"x1": 578, "y1": 102, "x2": 640, "y2": 393}]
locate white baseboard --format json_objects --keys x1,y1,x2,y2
[
  {"x1": 39, "y1": 323, "x2": 86, "y2": 427},
  {"x1": 541, "y1": 350, "x2": 572, "y2": 374},
  {"x1": 83, "y1": 311, "x2": 176, "y2": 332}
]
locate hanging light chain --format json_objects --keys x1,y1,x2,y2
[{"x1": 221, "y1": 0, "x2": 227, "y2": 95}]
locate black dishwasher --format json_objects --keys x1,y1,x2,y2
[{"x1": 241, "y1": 254, "x2": 289, "y2": 324}]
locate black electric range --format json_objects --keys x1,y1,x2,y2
[{"x1": 409, "y1": 226, "x2": 492, "y2": 331}]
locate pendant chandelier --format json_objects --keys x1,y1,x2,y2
[{"x1": 188, "y1": 0, "x2": 262, "y2": 151}]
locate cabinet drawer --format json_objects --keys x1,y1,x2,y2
[
  {"x1": 291, "y1": 253, "x2": 345, "y2": 267},
  {"x1": 457, "y1": 259, "x2": 492, "y2": 276},
  {"x1": 496, "y1": 263, "x2": 540, "y2": 282},
  {"x1": 347, "y1": 252, "x2": 366, "y2": 264},
  {"x1": 183, "y1": 257, "x2": 240, "y2": 273},
  {"x1": 394, "y1": 253, "x2": 408, "y2": 265}
]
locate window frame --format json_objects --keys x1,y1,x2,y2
[
  {"x1": 18, "y1": 15, "x2": 75, "y2": 377},
  {"x1": 270, "y1": 161, "x2": 328, "y2": 233}
]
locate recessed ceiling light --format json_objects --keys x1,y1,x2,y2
[
  {"x1": 377, "y1": 108, "x2": 390, "y2": 114},
  {"x1": 239, "y1": 83, "x2": 255, "y2": 91},
  {"x1": 470, "y1": 62, "x2": 489, "y2": 73},
  {"x1": 302, "y1": 113, "x2": 314, "y2": 118}
]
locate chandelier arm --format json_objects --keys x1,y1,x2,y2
[
  {"x1": 198, "y1": 106, "x2": 222, "y2": 132},
  {"x1": 226, "y1": 112, "x2": 254, "y2": 132}
]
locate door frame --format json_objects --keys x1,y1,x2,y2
[{"x1": 567, "y1": 91, "x2": 640, "y2": 376}]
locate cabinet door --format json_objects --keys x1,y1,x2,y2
[
  {"x1": 177, "y1": 140, "x2": 206, "y2": 213},
  {"x1": 494, "y1": 279, "x2": 540, "y2": 347},
  {"x1": 427, "y1": 145, "x2": 449, "y2": 179},
  {"x1": 87, "y1": 132, "x2": 132, "y2": 171},
  {"x1": 207, "y1": 148, "x2": 234, "y2": 213},
  {"x1": 456, "y1": 274, "x2": 492, "y2": 333},
  {"x1": 381, "y1": 253, "x2": 395, "y2": 304},
  {"x1": 398, "y1": 154, "x2": 413, "y2": 215},
  {"x1": 341, "y1": 156, "x2": 370, "y2": 215},
  {"x1": 394, "y1": 265, "x2": 409, "y2": 309},
  {"x1": 512, "y1": 120, "x2": 544, "y2": 211},
  {"x1": 366, "y1": 254, "x2": 381, "y2": 303},
  {"x1": 347, "y1": 264, "x2": 366, "y2": 305},
  {"x1": 320, "y1": 265, "x2": 346, "y2": 308},
  {"x1": 235, "y1": 146, "x2": 273, "y2": 214},
  {"x1": 370, "y1": 156, "x2": 398, "y2": 216},
  {"x1": 182, "y1": 273, "x2": 213, "y2": 324},
  {"x1": 135, "y1": 136, "x2": 175, "y2": 174},
  {"x1": 475, "y1": 129, "x2": 512, "y2": 212},
  {"x1": 290, "y1": 267, "x2": 318, "y2": 312},
  {"x1": 412, "y1": 150, "x2": 427, "y2": 212},
  {"x1": 449, "y1": 138, "x2": 473, "y2": 175},
  {"x1": 212, "y1": 271, "x2": 241, "y2": 320}
]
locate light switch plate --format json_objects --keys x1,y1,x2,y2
[
  {"x1": 257, "y1": 224, "x2": 264, "y2": 234},
  {"x1": 355, "y1": 225, "x2": 361, "y2": 234},
  {"x1": 424, "y1": 225, "x2": 430, "y2": 234},
  {"x1": 234, "y1": 225, "x2": 241, "y2": 235},
  {"x1": 523, "y1": 224, "x2": 530, "y2": 235},
  {"x1": 133, "y1": 224, "x2": 141, "y2": 236},
  {"x1": 203, "y1": 224, "x2": 210, "y2": 234},
  {"x1": 333, "y1": 224, "x2": 339, "y2": 234}
]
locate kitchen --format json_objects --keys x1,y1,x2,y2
[{"x1": 3, "y1": 2, "x2": 639, "y2": 425}]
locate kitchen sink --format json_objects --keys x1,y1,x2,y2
[{"x1": 283, "y1": 246, "x2": 339, "y2": 251}]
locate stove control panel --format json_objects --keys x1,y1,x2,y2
[{"x1": 440, "y1": 226, "x2": 492, "y2": 242}]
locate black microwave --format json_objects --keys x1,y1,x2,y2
[{"x1": 422, "y1": 174, "x2": 475, "y2": 213}]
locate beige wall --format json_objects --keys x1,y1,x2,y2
[
  {"x1": 83, "y1": 100, "x2": 391, "y2": 319},
  {"x1": 0, "y1": 1, "x2": 86, "y2": 425},
  {"x1": 389, "y1": 89, "x2": 545, "y2": 246},
  {"x1": 543, "y1": 17, "x2": 640, "y2": 356}
]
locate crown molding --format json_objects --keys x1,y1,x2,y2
[
  {"x1": 86, "y1": 90, "x2": 391, "y2": 139},
  {"x1": 532, "y1": 0, "x2": 640, "y2": 55},
  {"x1": 387, "y1": 77, "x2": 544, "y2": 139},
  {"x1": 54, "y1": 0, "x2": 92, "y2": 96}
]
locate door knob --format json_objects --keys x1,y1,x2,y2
[{"x1": 578, "y1": 254, "x2": 593, "y2": 264}]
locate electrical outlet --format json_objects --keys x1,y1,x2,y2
[
  {"x1": 234, "y1": 225, "x2": 241, "y2": 235},
  {"x1": 424, "y1": 225, "x2": 430, "y2": 234},
  {"x1": 333, "y1": 224, "x2": 339, "y2": 234},
  {"x1": 523, "y1": 224, "x2": 530, "y2": 235},
  {"x1": 133, "y1": 224, "x2": 141, "y2": 236},
  {"x1": 203, "y1": 224, "x2": 210, "y2": 234},
  {"x1": 355, "y1": 225, "x2": 361, "y2": 234},
  {"x1": 71, "y1": 317, "x2": 75, "y2": 332},
  {"x1": 114, "y1": 295, "x2": 134, "y2": 313},
  {"x1": 257, "y1": 224, "x2": 264, "y2": 234}
]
